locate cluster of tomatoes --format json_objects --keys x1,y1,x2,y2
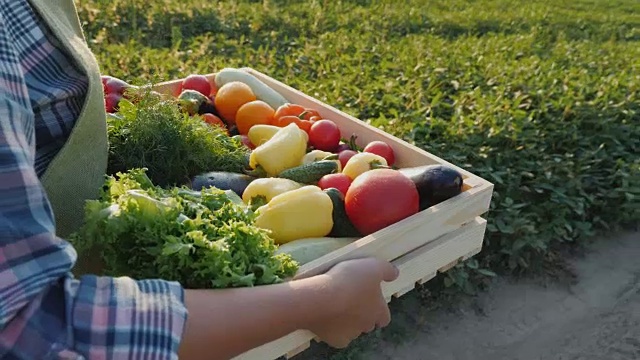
[{"x1": 319, "y1": 138, "x2": 396, "y2": 197}]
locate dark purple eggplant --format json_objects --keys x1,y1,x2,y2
[{"x1": 399, "y1": 164, "x2": 463, "y2": 210}]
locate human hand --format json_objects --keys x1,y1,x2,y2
[{"x1": 308, "y1": 258, "x2": 400, "y2": 348}]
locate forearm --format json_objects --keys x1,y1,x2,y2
[{"x1": 178, "y1": 275, "x2": 336, "y2": 360}]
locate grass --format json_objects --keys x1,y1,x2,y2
[{"x1": 77, "y1": 0, "x2": 640, "y2": 358}]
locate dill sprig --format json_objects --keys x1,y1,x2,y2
[{"x1": 106, "y1": 88, "x2": 250, "y2": 187}]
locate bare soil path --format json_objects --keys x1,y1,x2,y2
[
  {"x1": 298, "y1": 230, "x2": 640, "y2": 360},
  {"x1": 367, "y1": 231, "x2": 640, "y2": 360}
]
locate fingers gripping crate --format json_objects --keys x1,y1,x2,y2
[{"x1": 154, "y1": 68, "x2": 494, "y2": 360}]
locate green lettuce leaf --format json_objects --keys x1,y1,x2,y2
[{"x1": 70, "y1": 168, "x2": 298, "y2": 289}]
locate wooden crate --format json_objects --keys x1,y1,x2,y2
[{"x1": 153, "y1": 68, "x2": 494, "y2": 360}]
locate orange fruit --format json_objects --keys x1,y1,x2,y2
[
  {"x1": 235, "y1": 100, "x2": 275, "y2": 135},
  {"x1": 214, "y1": 81, "x2": 257, "y2": 125},
  {"x1": 273, "y1": 115, "x2": 312, "y2": 134}
]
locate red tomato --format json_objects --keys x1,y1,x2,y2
[
  {"x1": 363, "y1": 141, "x2": 395, "y2": 166},
  {"x1": 104, "y1": 77, "x2": 130, "y2": 95},
  {"x1": 182, "y1": 74, "x2": 212, "y2": 96},
  {"x1": 338, "y1": 149, "x2": 358, "y2": 169},
  {"x1": 202, "y1": 113, "x2": 228, "y2": 133},
  {"x1": 104, "y1": 92, "x2": 122, "y2": 113},
  {"x1": 318, "y1": 173, "x2": 352, "y2": 196},
  {"x1": 345, "y1": 168, "x2": 419, "y2": 235},
  {"x1": 309, "y1": 120, "x2": 341, "y2": 152}
]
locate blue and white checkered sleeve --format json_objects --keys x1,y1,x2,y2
[{"x1": 0, "y1": 5, "x2": 188, "y2": 360}]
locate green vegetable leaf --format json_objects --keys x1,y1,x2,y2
[
  {"x1": 70, "y1": 168, "x2": 298, "y2": 289},
  {"x1": 106, "y1": 90, "x2": 250, "y2": 187},
  {"x1": 162, "y1": 241, "x2": 193, "y2": 256}
]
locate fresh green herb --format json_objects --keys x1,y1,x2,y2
[
  {"x1": 70, "y1": 168, "x2": 298, "y2": 289},
  {"x1": 106, "y1": 90, "x2": 250, "y2": 187}
]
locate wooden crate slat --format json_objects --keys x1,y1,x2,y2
[
  {"x1": 286, "y1": 342, "x2": 311, "y2": 359},
  {"x1": 382, "y1": 217, "x2": 486, "y2": 298},
  {"x1": 232, "y1": 329, "x2": 316, "y2": 360}
]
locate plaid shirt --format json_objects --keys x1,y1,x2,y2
[{"x1": 0, "y1": 1, "x2": 187, "y2": 359}]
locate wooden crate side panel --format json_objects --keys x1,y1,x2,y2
[
  {"x1": 232, "y1": 329, "x2": 317, "y2": 360},
  {"x1": 383, "y1": 217, "x2": 487, "y2": 299},
  {"x1": 232, "y1": 216, "x2": 488, "y2": 360}
]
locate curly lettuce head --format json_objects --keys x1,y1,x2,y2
[{"x1": 70, "y1": 168, "x2": 298, "y2": 289}]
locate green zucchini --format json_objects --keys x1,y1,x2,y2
[
  {"x1": 275, "y1": 237, "x2": 358, "y2": 265},
  {"x1": 214, "y1": 68, "x2": 289, "y2": 109},
  {"x1": 278, "y1": 160, "x2": 339, "y2": 184},
  {"x1": 323, "y1": 188, "x2": 363, "y2": 238}
]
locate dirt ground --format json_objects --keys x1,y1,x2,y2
[
  {"x1": 298, "y1": 230, "x2": 640, "y2": 360},
  {"x1": 366, "y1": 230, "x2": 640, "y2": 360}
]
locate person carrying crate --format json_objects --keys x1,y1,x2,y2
[{"x1": 0, "y1": 1, "x2": 399, "y2": 359}]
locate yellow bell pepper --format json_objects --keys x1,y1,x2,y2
[
  {"x1": 242, "y1": 178, "x2": 303, "y2": 208},
  {"x1": 247, "y1": 124, "x2": 281, "y2": 147},
  {"x1": 249, "y1": 123, "x2": 308, "y2": 176},
  {"x1": 302, "y1": 150, "x2": 342, "y2": 172},
  {"x1": 255, "y1": 185, "x2": 334, "y2": 244},
  {"x1": 302, "y1": 150, "x2": 333, "y2": 164},
  {"x1": 342, "y1": 152, "x2": 389, "y2": 180}
]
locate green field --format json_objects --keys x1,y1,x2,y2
[{"x1": 78, "y1": 0, "x2": 639, "y2": 357}]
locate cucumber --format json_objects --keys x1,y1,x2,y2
[
  {"x1": 324, "y1": 188, "x2": 363, "y2": 238},
  {"x1": 275, "y1": 237, "x2": 358, "y2": 265},
  {"x1": 214, "y1": 68, "x2": 289, "y2": 109},
  {"x1": 278, "y1": 160, "x2": 339, "y2": 184}
]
